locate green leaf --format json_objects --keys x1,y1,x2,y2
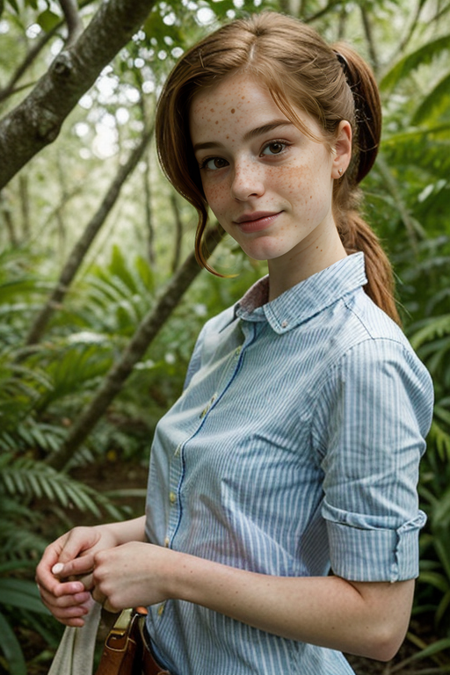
[
  {"x1": 0, "y1": 579, "x2": 50, "y2": 614},
  {"x1": 412, "y1": 72, "x2": 450, "y2": 125},
  {"x1": 37, "y1": 8, "x2": 61, "y2": 32},
  {"x1": 436, "y1": 590, "x2": 450, "y2": 626},
  {"x1": 380, "y1": 35, "x2": 450, "y2": 92},
  {"x1": 0, "y1": 611, "x2": 27, "y2": 675},
  {"x1": 409, "y1": 315, "x2": 450, "y2": 350},
  {"x1": 409, "y1": 637, "x2": 450, "y2": 662},
  {"x1": 5, "y1": 0, "x2": 19, "y2": 14},
  {"x1": 418, "y1": 570, "x2": 450, "y2": 593}
]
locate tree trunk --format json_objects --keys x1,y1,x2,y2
[
  {"x1": 25, "y1": 125, "x2": 154, "y2": 346},
  {"x1": 47, "y1": 224, "x2": 225, "y2": 471},
  {"x1": 143, "y1": 149, "x2": 155, "y2": 266},
  {"x1": 170, "y1": 193, "x2": 183, "y2": 273},
  {"x1": 0, "y1": 191, "x2": 18, "y2": 247},
  {"x1": 360, "y1": 3, "x2": 379, "y2": 73},
  {"x1": 19, "y1": 175, "x2": 31, "y2": 240},
  {"x1": 0, "y1": 0, "x2": 157, "y2": 189}
]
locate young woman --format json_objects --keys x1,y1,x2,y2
[{"x1": 36, "y1": 12, "x2": 434, "y2": 674}]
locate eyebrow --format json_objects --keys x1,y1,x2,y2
[{"x1": 192, "y1": 120, "x2": 294, "y2": 152}]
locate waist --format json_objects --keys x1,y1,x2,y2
[{"x1": 142, "y1": 620, "x2": 172, "y2": 675}]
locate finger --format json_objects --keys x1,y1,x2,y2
[
  {"x1": 57, "y1": 528, "x2": 100, "y2": 565},
  {"x1": 36, "y1": 548, "x2": 64, "y2": 589},
  {"x1": 52, "y1": 604, "x2": 91, "y2": 624},
  {"x1": 53, "y1": 555, "x2": 95, "y2": 580},
  {"x1": 92, "y1": 586, "x2": 107, "y2": 607},
  {"x1": 103, "y1": 598, "x2": 116, "y2": 613},
  {"x1": 40, "y1": 587, "x2": 92, "y2": 609},
  {"x1": 47, "y1": 579, "x2": 87, "y2": 598}
]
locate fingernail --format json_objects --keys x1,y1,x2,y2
[{"x1": 52, "y1": 563, "x2": 64, "y2": 575}]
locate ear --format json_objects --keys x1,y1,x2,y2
[{"x1": 331, "y1": 120, "x2": 352, "y2": 180}]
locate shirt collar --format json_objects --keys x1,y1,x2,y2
[{"x1": 235, "y1": 253, "x2": 367, "y2": 334}]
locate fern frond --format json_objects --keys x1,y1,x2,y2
[
  {"x1": 380, "y1": 35, "x2": 450, "y2": 91},
  {"x1": 428, "y1": 419, "x2": 450, "y2": 462},
  {"x1": 409, "y1": 315, "x2": 450, "y2": 350},
  {"x1": 0, "y1": 454, "x2": 122, "y2": 519}
]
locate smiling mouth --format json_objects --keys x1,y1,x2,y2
[{"x1": 233, "y1": 211, "x2": 282, "y2": 233}]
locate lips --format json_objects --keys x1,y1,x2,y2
[{"x1": 233, "y1": 211, "x2": 282, "y2": 233}]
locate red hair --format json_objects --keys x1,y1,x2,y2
[{"x1": 155, "y1": 12, "x2": 400, "y2": 323}]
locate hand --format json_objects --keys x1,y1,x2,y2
[
  {"x1": 36, "y1": 525, "x2": 119, "y2": 626},
  {"x1": 58, "y1": 541, "x2": 179, "y2": 613}
]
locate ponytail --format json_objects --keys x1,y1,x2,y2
[
  {"x1": 333, "y1": 42, "x2": 400, "y2": 324},
  {"x1": 337, "y1": 211, "x2": 400, "y2": 325}
]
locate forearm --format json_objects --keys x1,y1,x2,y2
[{"x1": 168, "y1": 551, "x2": 413, "y2": 661}]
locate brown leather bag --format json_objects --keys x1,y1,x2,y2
[{"x1": 95, "y1": 607, "x2": 169, "y2": 675}]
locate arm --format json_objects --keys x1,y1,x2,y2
[
  {"x1": 170, "y1": 553, "x2": 414, "y2": 661},
  {"x1": 58, "y1": 540, "x2": 413, "y2": 660},
  {"x1": 36, "y1": 516, "x2": 146, "y2": 626}
]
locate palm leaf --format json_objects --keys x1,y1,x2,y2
[
  {"x1": 409, "y1": 315, "x2": 450, "y2": 350},
  {"x1": 380, "y1": 35, "x2": 450, "y2": 91},
  {"x1": 412, "y1": 71, "x2": 450, "y2": 125},
  {"x1": 0, "y1": 611, "x2": 27, "y2": 675},
  {"x1": 0, "y1": 578, "x2": 50, "y2": 614}
]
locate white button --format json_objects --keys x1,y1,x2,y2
[{"x1": 281, "y1": 320, "x2": 288, "y2": 328}]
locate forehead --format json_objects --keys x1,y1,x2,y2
[
  {"x1": 189, "y1": 72, "x2": 322, "y2": 145},
  {"x1": 189, "y1": 73, "x2": 289, "y2": 134}
]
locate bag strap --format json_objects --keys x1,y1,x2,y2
[{"x1": 95, "y1": 607, "x2": 148, "y2": 675}]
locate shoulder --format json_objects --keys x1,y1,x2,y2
[
  {"x1": 314, "y1": 290, "x2": 434, "y2": 439},
  {"x1": 319, "y1": 287, "x2": 426, "y2": 375}
]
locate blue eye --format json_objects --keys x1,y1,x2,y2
[
  {"x1": 261, "y1": 142, "x2": 286, "y2": 156},
  {"x1": 201, "y1": 157, "x2": 229, "y2": 170}
]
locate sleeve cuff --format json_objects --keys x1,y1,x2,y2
[{"x1": 326, "y1": 511, "x2": 427, "y2": 582}]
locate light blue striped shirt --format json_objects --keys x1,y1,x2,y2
[{"x1": 145, "y1": 253, "x2": 433, "y2": 674}]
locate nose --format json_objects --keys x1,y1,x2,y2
[{"x1": 231, "y1": 160, "x2": 265, "y2": 201}]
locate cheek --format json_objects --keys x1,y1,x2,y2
[
  {"x1": 203, "y1": 182, "x2": 229, "y2": 212},
  {"x1": 273, "y1": 165, "x2": 313, "y2": 204}
]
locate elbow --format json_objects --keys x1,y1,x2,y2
[
  {"x1": 369, "y1": 636, "x2": 403, "y2": 663},
  {"x1": 360, "y1": 623, "x2": 406, "y2": 662}
]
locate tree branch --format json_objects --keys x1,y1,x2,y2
[
  {"x1": 0, "y1": 0, "x2": 157, "y2": 190},
  {"x1": 360, "y1": 3, "x2": 379, "y2": 74},
  {"x1": 0, "y1": 30, "x2": 55, "y2": 104},
  {"x1": 59, "y1": 0, "x2": 84, "y2": 47},
  {"x1": 390, "y1": 0, "x2": 427, "y2": 64},
  {"x1": 0, "y1": 0, "x2": 95, "y2": 104},
  {"x1": 170, "y1": 192, "x2": 183, "y2": 273},
  {"x1": 304, "y1": 0, "x2": 342, "y2": 24},
  {"x1": 24, "y1": 124, "x2": 154, "y2": 346},
  {"x1": 47, "y1": 224, "x2": 226, "y2": 471}
]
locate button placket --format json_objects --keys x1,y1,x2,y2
[{"x1": 163, "y1": 331, "x2": 253, "y2": 553}]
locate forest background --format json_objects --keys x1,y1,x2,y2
[{"x1": 0, "y1": 0, "x2": 449, "y2": 673}]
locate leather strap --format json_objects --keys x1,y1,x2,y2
[
  {"x1": 95, "y1": 608, "x2": 171, "y2": 675},
  {"x1": 142, "y1": 647, "x2": 170, "y2": 675}
]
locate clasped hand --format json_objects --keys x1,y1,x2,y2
[{"x1": 36, "y1": 526, "x2": 176, "y2": 626}]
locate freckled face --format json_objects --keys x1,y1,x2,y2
[{"x1": 189, "y1": 73, "x2": 343, "y2": 276}]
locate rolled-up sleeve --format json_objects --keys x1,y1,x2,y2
[{"x1": 312, "y1": 338, "x2": 433, "y2": 582}]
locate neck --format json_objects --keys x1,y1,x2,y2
[{"x1": 267, "y1": 227, "x2": 347, "y2": 302}]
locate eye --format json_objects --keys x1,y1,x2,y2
[
  {"x1": 261, "y1": 141, "x2": 287, "y2": 156},
  {"x1": 200, "y1": 157, "x2": 229, "y2": 171}
]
